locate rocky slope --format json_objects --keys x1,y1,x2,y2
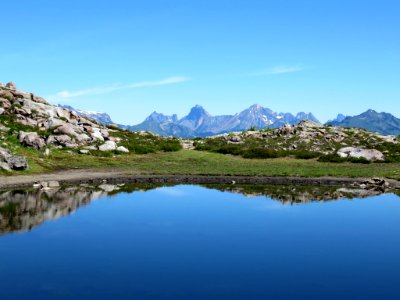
[
  {"x1": 194, "y1": 120, "x2": 400, "y2": 162},
  {"x1": 0, "y1": 82, "x2": 130, "y2": 171}
]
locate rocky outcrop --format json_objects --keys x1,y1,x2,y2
[
  {"x1": 0, "y1": 82, "x2": 112, "y2": 149},
  {"x1": 0, "y1": 82, "x2": 132, "y2": 169},
  {"x1": 201, "y1": 120, "x2": 398, "y2": 160}
]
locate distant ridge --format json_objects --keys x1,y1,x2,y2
[
  {"x1": 58, "y1": 105, "x2": 114, "y2": 125},
  {"x1": 326, "y1": 110, "x2": 400, "y2": 136}
]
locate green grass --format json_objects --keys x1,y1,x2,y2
[{"x1": 3, "y1": 149, "x2": 399, "y2": 180}]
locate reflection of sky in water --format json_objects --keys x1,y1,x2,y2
[{"x1": 0, "y1": 185, "x2": 399, "y2": 300}]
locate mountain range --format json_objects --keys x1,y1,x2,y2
[
  {"x1": 123, "y1": 104, "x2": 320, "y2": 137},
  {"x1": 326, "y1": 110, "x2": 400, "y2": 136},
  {"x1": 64, "y1": 104, "x2": 400, "y2": 137}
]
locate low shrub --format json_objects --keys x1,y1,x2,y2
[
  {"x1": 318, "y1": 154, "x2": 346, "y2": 163},
  {"x1": 242, "y1": 148, "x2": 283, "y2": 159},
  {"x1": 294, "y1": 151, "x2": 321, "y2": 160},
  {"x1": 349, "y1": 157, "x2": 371, "y2": 164}
]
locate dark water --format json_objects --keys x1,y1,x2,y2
[{"x1": 0, "y1": 184, "x2": 399, "y2": 300}]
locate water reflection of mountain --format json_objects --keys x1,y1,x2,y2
[{"x1": 0, "y1": 184, "x2": 397, "y2": 235}]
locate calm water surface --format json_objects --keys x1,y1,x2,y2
[{"x1": 0, "y1": 184, "x2": 399, "y2": 300}]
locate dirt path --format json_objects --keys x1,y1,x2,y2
[{"x1": 1, "y1": 169, "x2": 399, "y2": 190}]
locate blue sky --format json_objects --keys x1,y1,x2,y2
[{"x1": 1, "y1": 0, "x2": 399, "y2": 124}]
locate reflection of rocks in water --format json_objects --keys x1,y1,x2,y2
[
  {"x1": 202, "y1": 184, "x2": 387, "y2": 204},
  {"x1": 0, "y1": 184, "x2": 158, "y2": 235},
  {"x1": 1, "y1": 183, "x2": 397, "y2": 235},
  {"x1": 0, "y1": 187, "x2": 107, "y2": 234}
]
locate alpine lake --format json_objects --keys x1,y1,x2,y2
[{"x1": 0, "y1": 183, "x2": 399, "y2": 300}]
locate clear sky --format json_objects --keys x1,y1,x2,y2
[{"x1": 1, "y1": 0, "x2": 399, "y2": 124}]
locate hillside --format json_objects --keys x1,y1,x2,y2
[
  {"x1": 194, "y1": 121, "x2": 400, "y2": 163},
  {"x1": 0, "y1": 82, "x2": 181, "y2": 172}
]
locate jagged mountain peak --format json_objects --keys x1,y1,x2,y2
[
  {"x1": 187, "y1": 105, "x2": 210, "y2": 118},
  {"x1": 145, "y1": 111, "x2": 178, "y2": 123}
]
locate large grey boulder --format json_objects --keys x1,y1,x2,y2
[
  {"x1": 6, "y1": 156, "x2": 29, "y2": 170},
  {"x1": 46, "y1": 135, "x2": 72, "y2": 146},
  {"x1": 45, "y1": 118, "x2": 66, "y2": 129},
  {"x1": 0, "y1": 147, "x2": 28, "y2": 170},
  {"x1": 54, "y1": 123, "x2": 80, "y2": 136},
  {"x1": 75, "y1": 133, "x2": 91, "y2": 144},
  {"x1": 11, "y1": 90, "x2": 31, "y2": 100},
  {"x1": 337, "y1": 147, "x2": 384, "y2": 161},
  {"x1": 19, "y1": 131, "x2": 46, "y2": 150},
  {"x1": 91, "y1": 131, "x2": 104, "y2": 141}
]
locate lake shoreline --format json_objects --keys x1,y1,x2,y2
[{"x1": 1, "y1": 170, "x2": 399, "y2": 190}]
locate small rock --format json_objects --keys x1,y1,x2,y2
[
  {"x1": 229, "y1": 135, "x2": 242, "y2": 143},
  {"x1": 116, "y1": 146, "x2": 129, "y2": 153},
  {"x1": 99, "y1": 141, "x2": 117, "y2": 151},
  {"x1": 48, "y1": 181, "x2": 60, "y2": 188},
  {"x1": 79, "y1": 149, "x2": 90, "y2": 154},
  {"x1": 6, "y1": 82, "x2": 16, "y2": 90},
  {"x1": 98, "y1": 184, "x2": 118, "y2": 192},
  {"x1": 40, "y1": 181, "x2": 48, "y2": 188},
  {"x1": 32, "y1": 183, "x2": 41, "y2": 189}
]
